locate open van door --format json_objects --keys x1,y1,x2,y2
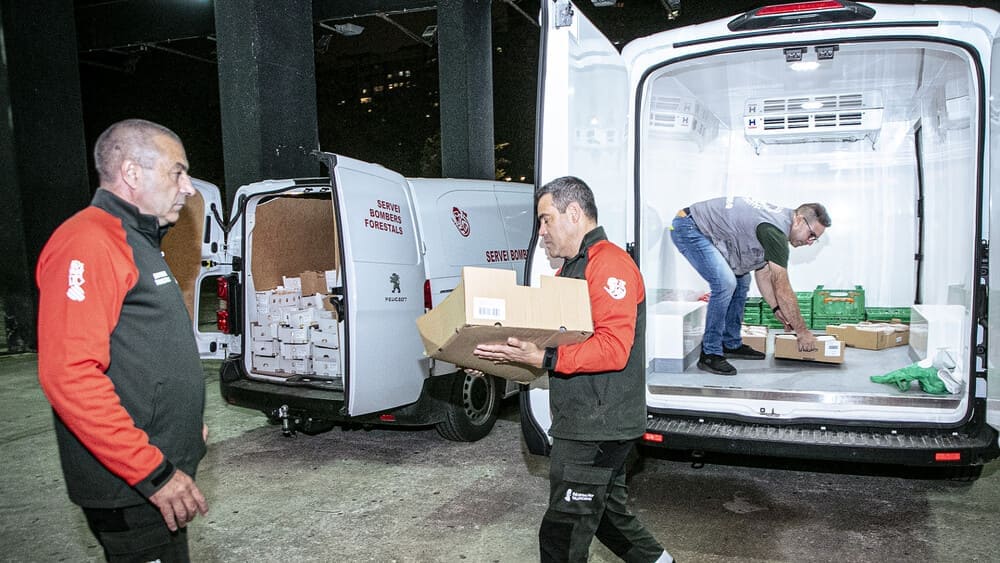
[
  {"x1": 521, "y1": 0, "x2": 631, "y2": 455},
  {"x1": 318, "y1": 153, "x2": 428, "y2": 416},
  {"x1": 162, "y1": 178, "x2": 233, "y2": 359},
  {"x1": 988, "y1": 38, "x2": 1000, "y2": 430}
]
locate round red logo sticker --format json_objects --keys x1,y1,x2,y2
[{"x1": 452, "y1": 207, "x2": 471, "y2": 237}]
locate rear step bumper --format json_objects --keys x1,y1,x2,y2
[
  {"x1": 220, "y1": 377, "x2": 347, "y2": 418},
  {"x1": 643, "y1": 411, "x2": 1000, "y2": 466}
]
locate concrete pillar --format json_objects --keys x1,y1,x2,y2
[
  {"x1": 214, "y1": 0, "x2": 320, "y2": 210},
  {"x1": 437, "y1": 0, "x2": 495, "y2": 180},
  {"x1": 0, "y1": 0, "x2": 90, "y2": 351}
]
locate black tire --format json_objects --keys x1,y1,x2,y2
[{"x1": 435, "y1": 372, "x2": 502, "y2": 442}]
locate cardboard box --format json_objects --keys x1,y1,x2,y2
[
  {"x1": 252, "y1": 354, "x2": 280, "y2": 372},
  {"x1": 312, "y1": 345, "x2": 338, "y2": 362},
  {"x1": 278, "y1": 325, "x2": 310, "y2": 344},
  {"x1": 299, "y1": 270, "x2": 329, "y2": 296},
  {"x1": 279, "y1": 342, "x2": 310, "y2": 360},
  {"x1": 310, "y1": 329, "x2": 339, "y2": 348},
  {"x1": 252, "y1": 338, "x2": 279, "y2": 356},
  {"x1": 825, "y1": 322, "x2": 909, "y2": 350},
  {"x1": 279, "y1": 357, "x2": 312, "y2": 374},
  {"x1": 774, "y1": 334, "x2": 844, "y2": 364},
  {"x1": 740, "y1": 325, "x2": 768, "y2": 355},
  {"x1": 416, "y1": 266, "x2": 593, "y2": 383},
  {"x1": 314, "y1": 358, "x2": 339, "y2": 377},
  {"x1": 281, "y1": 276, "x2": 302, "y2": 292}
]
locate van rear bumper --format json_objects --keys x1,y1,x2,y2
[
  {"x1": 643, "y1": 403, "x2": 1000, "y2": 467},
  {"x1": 220, "y1": 358, "x2": 347, "y2": 418}
]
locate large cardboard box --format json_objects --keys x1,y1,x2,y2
[
  {"x1": 825, "y1": 322, "x2": 909, "y2": 350},
  {"x1": 416, "y1": 267, "x2": 593, "y2": 383},
  {"x1": 774, "y1": 334, "x2": 844, "y2": 364}
]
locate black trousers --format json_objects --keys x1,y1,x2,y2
[
  {"x1": 540, "y1": 438, "x2": 664, "y2": 563},
  {"x1": 82, "y1": 503, "x2": 190, "y2": 563}
]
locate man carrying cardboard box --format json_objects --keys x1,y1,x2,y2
[{"x1": 473, "y1": 176, "x2": 672, "y2": 563}]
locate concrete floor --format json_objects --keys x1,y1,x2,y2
[{"x1": 3, "y1": 353, "x2": 1000, "y2": 562}]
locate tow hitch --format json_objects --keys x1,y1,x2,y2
[{"x1": 276, "y1": 404, "x2": 296, "y2": 437}]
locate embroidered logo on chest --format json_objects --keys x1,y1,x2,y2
[
  {"x1": 66, "y1": 260, "x2": 86, "y2": 302},
  {"x1": 153, "y1": 271, "x2": 173, "y2": 286},
  {"x1": 604, "y1": 277, "x2": 627, "y2": 300}
]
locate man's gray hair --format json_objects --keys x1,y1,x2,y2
[
  {"x1": 535, "y1": 176, "x2": 598, "y2": 222},
  {"x1": 94, "y1": 119, "x2": 181, "y2": 184}
]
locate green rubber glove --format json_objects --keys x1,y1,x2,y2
[{"x1": 870, "y1": 363, "x2": 950, "y2": 395}]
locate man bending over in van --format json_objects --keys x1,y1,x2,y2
[
  {"x1": 473, "y1": 176, "x2": 673, "y2": 563},
  {"x1": 671, "y1": 197, "x2": 830, "y2": 375}
]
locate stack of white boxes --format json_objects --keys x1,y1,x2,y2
[{"x1": 250, "y1": 270, "x2": 340, "y2": 377}]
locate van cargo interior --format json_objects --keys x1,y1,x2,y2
[
  {"x1": 639, "y1": 41, "x2": 978, "y2": 424},
  {"x1": 244, "y1": 192, "x2": 344, "y2": 389}
]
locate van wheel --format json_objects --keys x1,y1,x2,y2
[{"x1": 435, "y1": 372, "x2": 501, "y2": 442}]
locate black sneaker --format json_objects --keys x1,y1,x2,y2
[
  {"x1": 697, "y1": 353, "x2": 737, "y2": 375},
  {"x1": 724, "y1": 344, "x2": 766, "y2": 360}
]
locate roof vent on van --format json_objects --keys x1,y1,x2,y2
[
  {"x1": 743, "y1": 91, "x2": 883, "y2": 153},
  {"x1": 647, "y1": 95, "x2": 719, "y2": 149}
]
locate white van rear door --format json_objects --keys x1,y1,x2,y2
[
  {"x1": 162, "y1": 178, "x2": 233, "y2": 359},
  {"x1": 323, "y1": 153, "x2": 428, "y2": 416},
  {"x1": 988, "y1": 38, "x2": 1000, "y2": 429},
  {"x1": 533, "y1": 0, "x2": 630, "y2": 285},
  {"x1": 522, "y1": 0, "x2": 631, "y2": 455}
]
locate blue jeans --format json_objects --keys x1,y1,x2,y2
[{"x1": 670, "y1": 215, "x2": 750, "y2": 356}]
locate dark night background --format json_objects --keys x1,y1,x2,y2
[{"x1": 74, "y1": 0, "x2": 999, "y2": 192}]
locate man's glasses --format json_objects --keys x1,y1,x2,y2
[{"x1": 802, "y1": 216, "x2": 820, "y2": 242}]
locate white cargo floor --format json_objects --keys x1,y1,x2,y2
[{"x1": 647, "y1": 331, "x2": 961, "y2": 406}]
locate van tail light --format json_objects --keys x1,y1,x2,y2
[
  {"x1": 424, "y1": 279, "x2": 433, "y2": 310},
  {"x1": 728, "y1": 0, "x2": 874, "y2": 31},
  {"x1": 217, "y1": 310, "x2": 230, "y2": 334},
  {"x1": 217, "y1": 276, "x2": 230, "y2": 301},
  {"x1": 216, "y1": 276, "x2": 230, "y2": 334},
  {"x1": 758, "y1": 1, "x2": 845, "y2": 16},
  {"x1": 642, "y1": 432, "x2": 664, "y2": 443}
]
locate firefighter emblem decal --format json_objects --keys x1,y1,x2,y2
[
  {"x1": 604, "y1": 277, "x2": 627, "y2": 300},
  {"x1": 452, "y1": 207, "x2": 471, "y2": 237}
]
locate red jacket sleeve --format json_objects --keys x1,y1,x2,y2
[
  {"x1": 36, "y1": 209, "x2": 166, "y2": 487},
  {"x1": 555, "y1": 242, "x2": 644, "y2": 374}
]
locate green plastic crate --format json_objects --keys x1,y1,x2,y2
[
  {"x1": 743, "y1": 298, "x2": 763, "y2": 324},
  {"x1": 865, "y1": 307, "x2": 911, "y2": 323},
  {"x1": 813, "y1": 315, "x2": 865, "y2": 330},
  {"x1": 812, "y1": 285, "x2": 865, "y2": 321},
  {"x1": 758, "y1": 292, "x2": 813, "y2": 328}
]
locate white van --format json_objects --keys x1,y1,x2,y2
[
  {"x1": 163, "y1": 152, "x2": 533, "y2": 441},
  {"x1": 521, "y1": 1, "x2": 1000, "y2": 476}
]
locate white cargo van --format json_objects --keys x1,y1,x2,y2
[
  {"x1": 521, "y1": 1, "x2": 1000, "y2": 476},
  {"x1": 162, "y1": 152, "x2": 533, "y2": 441}
]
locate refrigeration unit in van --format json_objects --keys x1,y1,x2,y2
[
  {"x1": 161, "y1": 153, "x2": 534, "y2": 442},
  {"x1": 523, "y1": 0, "x2": 1000, "y2": 477}
]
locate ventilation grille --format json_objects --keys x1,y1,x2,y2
[
  {"x1": 744, "y1": 91, "x2": 883, "y2": 152},
  {"x1": 647, "y1": 95, "x2": 719, "y2": 148}
]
